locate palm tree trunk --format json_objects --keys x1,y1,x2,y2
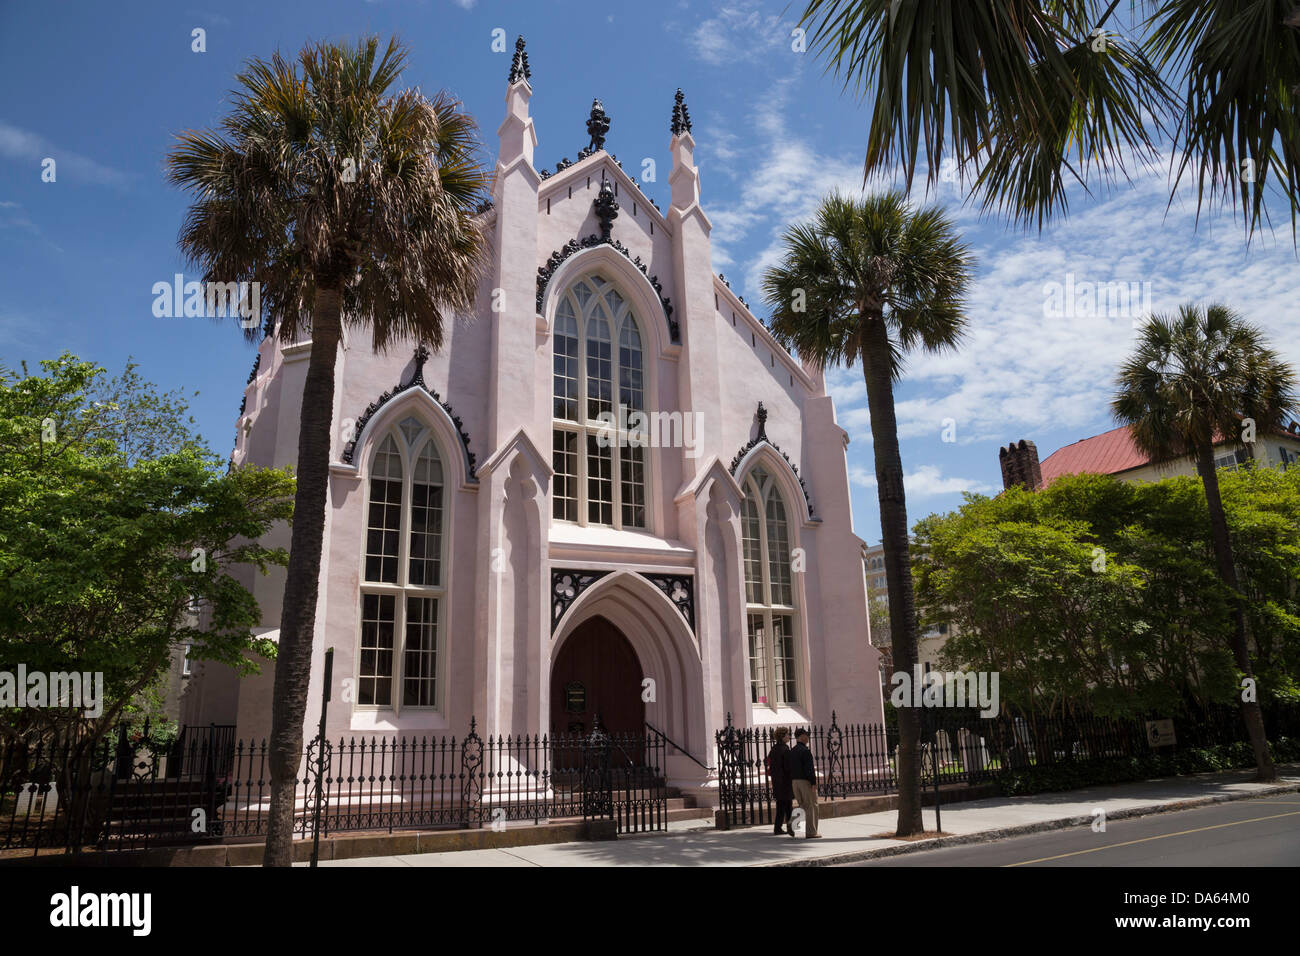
[
  {"x1": 1193, "y1": 442, "x2": 1276, "y2": 782},
  {"x1": 860, "y1": 315, "x2": 925, "y2": 836},
  {"x1": 263, "y1": 288, "x2": 343, "y2": 866}
]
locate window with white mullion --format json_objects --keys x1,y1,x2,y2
[
  {"x1": 358, "y1": 422, "x2": 446, "y2": 714},
  {"x1": 743, "y1": 467, "x2": 799, "y2": 708},
  {"x1": 551, "y1": 275, "x2": 647, "y2": 530}
]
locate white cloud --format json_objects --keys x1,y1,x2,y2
[
  {"x1": 851, "y1": 464, "x2": 997, "y2": 499},
  {"x1": 0, "y1": 120, "x2": 130, "y2": 187},
  {"x1": 689, "y1": 1, "x2": 790, "y2": 66}
]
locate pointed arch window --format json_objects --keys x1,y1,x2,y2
[
  {"x1": 552, "y1": 274, "x2": 647, "y2": 529},
  {"x1": 742, "y1": 466, "x2": 798, "y2": 708},
  {"x1": 358, "y1": 418, "x2": 446, "y2": 712}
]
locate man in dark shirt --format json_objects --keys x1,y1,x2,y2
[
  {"x1": 766, "y1": 727, "x2": 795, "y2": 836},
  {"x1": 789, "y1": 728, "x2": 821, "y2": 838}
]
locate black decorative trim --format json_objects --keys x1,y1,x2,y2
[
  {"x1": 340, "y1": 345, "x2": 478, "y2": 482},
  {"x1": 536, "y1": 234, "x2": 679, "y2": 343},
  {"x1": 593, "y1": 178, "x2": 618, "y2": 240},
  {"x1": 508, "y1": 36, "x2": 531, "y2": 84},
  {"x1": 728, "y1": 402, "x2": 816, "y2": 518},
  {"x1": 551, "y1": 569, "x2": 612, "y2": 632},
  {"x1": 641, "y1": 572, "x2": 695, "y2": 633},
  {"x1": 671, "y1": 88, "x2": 692, "y2": 136},
  {"x1": 584, "y1": 99, "x2": 609, "y2": 153}
]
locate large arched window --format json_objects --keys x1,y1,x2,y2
[
  {"x1": 552, "y1": 273, "x2": 646, "y2": 529},
  {"x1": 741, "y1": 466, "x2": 798, "y2": 708},
  {"x1": 357, "y1": 416, "x2": 446, "y2": 712}
]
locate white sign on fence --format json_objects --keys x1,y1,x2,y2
[{"x1": 1145, "y1": 719, "x2": 1176, "y2": 748}]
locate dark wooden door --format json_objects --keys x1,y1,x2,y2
[{"x1": 550, "y1": 616, "x2": 645, "y2": 738}]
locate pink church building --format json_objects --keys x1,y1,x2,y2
[{"x1": 182, "y1": 39, "x2": 882, "y2": 794}]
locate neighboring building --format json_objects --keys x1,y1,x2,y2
[
  {"x1": 1000, "y1": 422, "x2": 1300, "y2": 491},
  {"x1": 181, "y1": 41, "x2": 883, "y2": 793},
  {"x1": 863, "y1": 541, "x2": 951, "y2": 681}
]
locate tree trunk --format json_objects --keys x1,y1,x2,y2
[
  {"x1": 263, "y1": 288, "x2": 343, "y2": 866},
  {"x1": 860, "y1": 315, "x2": 925, "y2": 836},
  {"x1": 1193, "y1": 442, "x2": 1276, "y2": 782}
]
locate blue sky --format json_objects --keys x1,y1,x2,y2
[{"x1": 2, "y1": 0, "x2": 1297, "y2": 545}]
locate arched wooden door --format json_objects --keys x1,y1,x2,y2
[{"x1": 550, "y1": 616, "x2": 645, "y2": 739}]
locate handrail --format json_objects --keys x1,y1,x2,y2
[{"x1": 645, "y1": 720, "x2": 715, "y2": 772}]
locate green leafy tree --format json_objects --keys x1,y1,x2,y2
[
  {"x1": 1114, "y1": 304, "x2": 1297, "y2": 779},
  {"x1": 165, "y1": 36, "x2": 491, "y2": 865},
  {"x1": 799, "y1": 0, "x2": 1300, "y2": 234},
  {"x1": 762, "y1": 190, "x2": 973, "y2": 837},
  {"x1": 0, "y1": 355, "x2": 293, "y2": 766}
]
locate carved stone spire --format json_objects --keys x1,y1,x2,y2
[
  {"x1": 594, "y1": 177, "x2": 619, "y2": 240},
  {"x1": 586, "y1": 98, "x2": 610, "y2": 153},
  {"x1": 508, "y1": 36, "x2": 531, "y2": 84},
  {"x1": 671, "y1": 88, "x2": 692, "y2": 135}
]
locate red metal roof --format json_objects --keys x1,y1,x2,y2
[{"x1": 1039, "y1": 425, "x2": 1150, "y2": 484}]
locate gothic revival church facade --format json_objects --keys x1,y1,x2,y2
[{"x1": 182, "y1": 40, "x2": 882, "y2": 791}]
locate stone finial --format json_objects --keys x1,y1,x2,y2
[
  {"x1": 508, "y1": 36, "x2": 531, "y2": 84},
  {"x1": 756, "y1": 402, "x2": 768, "y2": 440},
  {"x1": 412, "y1": 343, "x2": 431, "y2": 387},
  {"x1": 671, "y1": 88, "x2": 693, "y2": 135},
  {"x1": 594, "y1": 178, "x2": 619, "y2": 240},
  {"x1": 586, "y1": 98, "x2": 610, "y2": 152}
]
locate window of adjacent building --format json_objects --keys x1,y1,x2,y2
[
  {"x1": 358, "y1": 421, "x2": 446, "y2": 712},
  {"x1": 552, "y1": 274, "x2": 647, "y2": 529},
  {"x1": 742, "y1": 466, "x2": 798, "y2": 707}
]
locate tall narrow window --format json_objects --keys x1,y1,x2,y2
[
  {"x1": 358, "y1": 419, "x2": 447, "y2": 712},
  {"x1": 550, "y1": 273, "x2": 648, "y2": 529},
  {"x1": 742, "y1": 466, "x2": 799, "y2": 707}
]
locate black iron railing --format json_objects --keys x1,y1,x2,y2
[
  {"x1": 1, "y1": 716, "x2": 667, "y2": 855},
  {"x1": 714, "y1": 704, "x2": 1300, "y2": 829}
]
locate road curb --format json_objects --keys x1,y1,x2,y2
[{"x1": 760, "y1": 780, "x2": 1300, "y2": 867}]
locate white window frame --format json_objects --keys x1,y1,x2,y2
[
  {"x1": 356, "y1": 423, "x2": 447, "y2": 715},
  {"x1": 742, "y1": 467, "x2": 800, "y2": 709},
  {"x1": 551, "y1": 273, "x2": 648, "y2": 530}
]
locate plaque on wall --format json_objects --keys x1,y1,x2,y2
[{"x1": 564, "y1": 681, "x2": 586, "y2": 713}]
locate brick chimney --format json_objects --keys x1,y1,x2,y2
[{"x1": 999, "y1": 439, "x2": 1042, "y2": 491}]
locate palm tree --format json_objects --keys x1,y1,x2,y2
[
  {"x1": 1113, "y1": 303, "x2": 1297, "y2": 781},
  {"x1": 798, "y1": 0, "x2": 1300, "y2": 234},
  {"x1": 166, "y1": 36, "x2": 491, "y2": 865},
  {"x1": 762, "y1": 191, "x2": 974, "y2": 836}
]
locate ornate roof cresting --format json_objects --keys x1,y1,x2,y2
[
  {"x1": 593, "y1": 178, "x2": 619, "y2": 240},
  {"x1": 508, "y1": 36, "x2": 531, "y2": 84},
  {"x1": 536, "y1": 234, "x2": 678, "y2": 343},
  {"x1": 341, "y1": 344, "x2": 477, "y2": 481},
  {"x1": 671, "y1": 88, "x2": 692, "y2": 135},
  {"x1": 728, "y1": 401, "x2": 816, "y2": 518},
  {"x1": 583, "y1": 99, "x2": 610, "y2": 155}
]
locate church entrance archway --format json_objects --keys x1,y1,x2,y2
[{"x1": 550, "y1": 616, "x2": 645, "y2": 740}]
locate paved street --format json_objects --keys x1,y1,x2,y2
[
  {"x1": 296, "y1": 764, "x2": 1300, "y2": 867},
  {"x1": 848, "y1": 793, "x2": 1300, "y2": 867}
]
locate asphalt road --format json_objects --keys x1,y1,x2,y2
[{"x1": 846, "y1": 793, "x2": 1300, "y2": 866}]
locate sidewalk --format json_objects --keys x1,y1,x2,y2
[{"x1": 301, "y1": 762, "x2": 1300, "y2": 867}]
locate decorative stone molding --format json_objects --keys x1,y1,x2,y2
[
  {"x1": 640, "y1": 572, "x2": 695, "y2": 632},
  {"x1": 728, "y1": 402, "x2": 815, "y2": 518},
  {"x1": 551, "y1": 568, "x2": 612, "y2": 632},
  {"x1": 340, "y1": 344, "x2": 477, "y2": 481},
  {"x1": 593, "y1": 178, "x2": 619, "y2": 240},
  {"x1": 536, "y1": 234, "x2": 679, "y2": 343}
]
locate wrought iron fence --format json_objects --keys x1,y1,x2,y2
[
  {"x1": 1, "y1": 717, "x2": 666, "y2": 856},
  {"x1": 714, "y1": 704, "x2": 1300, "y2": 829}
]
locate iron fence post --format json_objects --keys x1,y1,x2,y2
[{"x1": 309, "y1": 647, "x2": 333, "y2": 868}]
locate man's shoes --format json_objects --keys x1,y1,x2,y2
[
  {"x1": 807, "y1": 833, "x2": 823, "y2": 839},
  {"x1": 772, "y1": 828, "x2": 784, "y2": 835},
  {"x1": 786, "y1": 828, "x2": 797, "y2": 838}
]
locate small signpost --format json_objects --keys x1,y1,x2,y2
[{"x1": 1145, "y1": 718, "x2": 1176, "y2": 749}]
